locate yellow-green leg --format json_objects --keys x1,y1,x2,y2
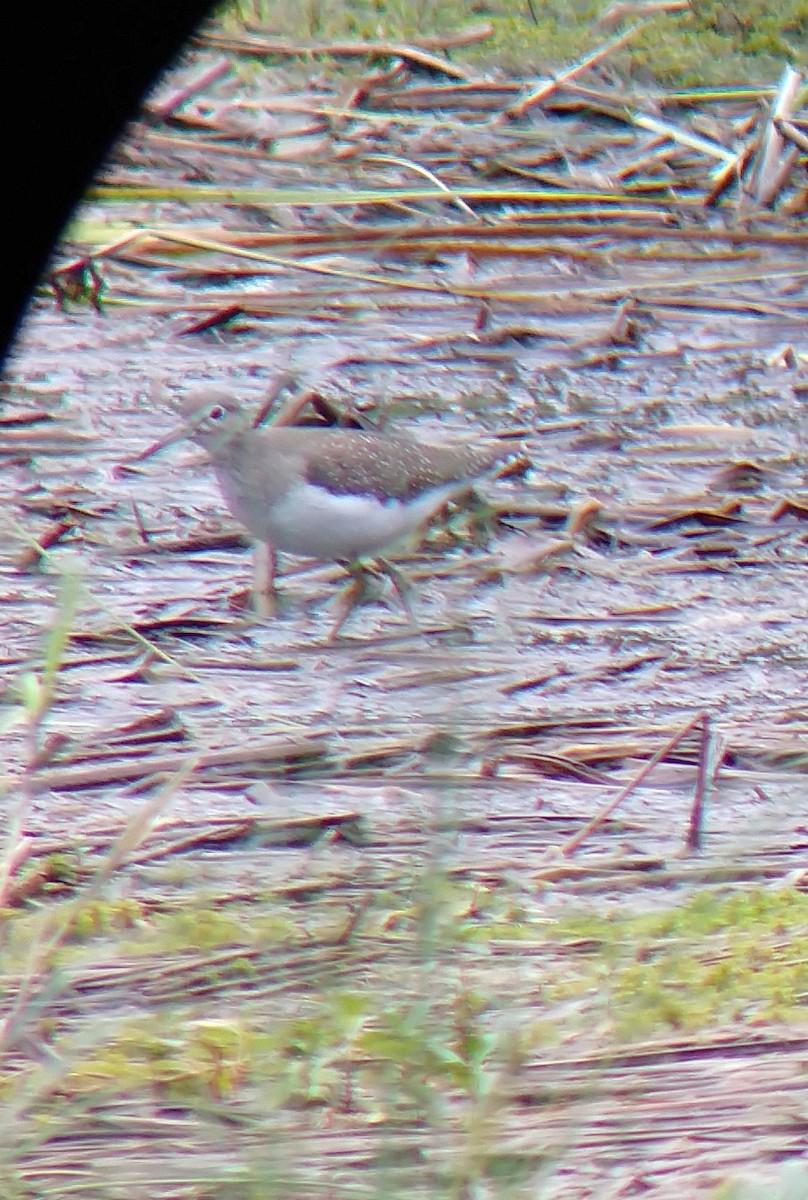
[
  {"x1": 251, "y1": 539, "x2": 280, "y2": 618},
  {"x1": 327, "y1": 558, "x2": 418, "y2": 642},
  {"x1": 375, "y1": 557, "x2": 417, "y2": 628}
]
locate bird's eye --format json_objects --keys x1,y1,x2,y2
[{"x1": 208, "y1": 406, "x2": 226, "y2": 421}]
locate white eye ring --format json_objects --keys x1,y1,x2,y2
[{"x1": 208, "y1": 406, "x2": 226, "y2": 421}]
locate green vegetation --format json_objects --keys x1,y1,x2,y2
[
  {"x1": 0, "y1": 577, "x2": 804, "y2": 1190},
  {"x1": 554, "y1": 886, "x2": 808, "y2": 1036},
  {"x1": 219, "y1": 0, "x2": 808, "y2": 85},
  {"x1": 3, "y1": 876, "x2": 807, "y2": 1115}
]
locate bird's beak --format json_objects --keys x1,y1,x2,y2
[
  {"x1": 131, "y1": 379, "x2": 193, "y2": 462},
  {"x1": 132, "y1": 421, "x2": 190, "y2": 462}
]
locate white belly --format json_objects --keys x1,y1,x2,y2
[{"x1": 256, "y1": 480, "x2": 459, "y2": 560}]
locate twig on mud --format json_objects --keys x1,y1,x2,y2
[
  {"x1": 147, "y1": 56, "x2": 232, "y2": 121},
  {"x1": 546, "y1": 710, "x2": 708, "y2": 862},
  {"x1": 747, "y1": 66, "x2": 803, "y2": 208},
  {"x1": 195, "y1": 28, "x2": 485, "y2": 81},
  {"x1": 0, "y1": 574, "x2": 82, "y2": 910},
  {"x1": 596, "y1": 0, "x2": 690, "y2": 32},
  {"x1": 686, "y1": 712, "x2": 723, "y2": 852},
  {"x1": 255, "y1": 366, "x2": 303, "y2": 427},
  {"x1": 628, "y1": 112, "x2": 736, "y2": 164},
  {"x1": 365, "y1": 154, "x2": 482, "y2": 222},
  {"x1": 501, "y1": 19, "x2": 654, "y2": 120},
  {"x1": 0, "y1": 760, "x2": 197, "y2": 1057}
]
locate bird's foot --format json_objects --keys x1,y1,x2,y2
[
  {"x1": 227, "y1": 586, "x2": 280, "y2": 618},
  {"x1": 327, "y1": 572, "x2": 368, "y2": 642},
  {"x1": 375, "y1": 557, "x2": 418, "y2": 628},
  {"x1": 326, "y1": 559, "x2": 419, "y2": 642}
]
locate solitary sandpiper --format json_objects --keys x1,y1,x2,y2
[{"x1": 143, "y1": 388, "x2": 508, "y2": 639}]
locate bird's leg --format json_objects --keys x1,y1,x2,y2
[
  {"x1": 327, "y1": 559, "x2": 419, "y2": 642},
  {"x1": 250, "y1": 540, "x2": 280, "y2": 617},
  {"x1": 375, "y1": 557, "x2": 418, "y2": 629},
  {"x1": 327, "y1": 561, "x2": 372, "y2": 642}
]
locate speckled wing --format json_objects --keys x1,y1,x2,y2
[{"x1": 303, "y1": 431, "x2": 503, "y2": 503}]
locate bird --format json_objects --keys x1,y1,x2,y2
[{"x1": 142, "y1": 388, "x2": 508, "y2": 640}]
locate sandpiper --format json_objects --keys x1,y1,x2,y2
[{"x1": 143, "y1": 389, "x2": 507, "y2": 639}]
